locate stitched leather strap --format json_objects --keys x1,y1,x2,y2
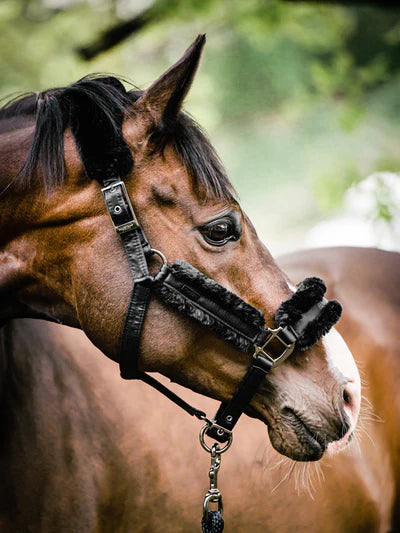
[
  {"x1": 119, "y1": 279, "x2": 153, "y2": 378},
  {"x1": 101, "y1": 179, "x2": 153, "y2": 378},
  {"x1": 206, "y1": 355, "x2": 273, "y2": 442},
  {"x1": 137, "y1": 372, "x2": 207, "y2": 419}
]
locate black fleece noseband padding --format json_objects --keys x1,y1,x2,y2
[
  {"x1": 155, "y1": 262, "x2": 342, "y2": 355},
  {"x1": 154, "y1": 260, "x2": 265, "y2": 352},
  {"x1": 275, "y1": 277, "x2": 342, "y2": 351}
]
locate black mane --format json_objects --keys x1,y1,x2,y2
[{"x1": 0, "y1": 75, "x2": 235, "y2": 201}]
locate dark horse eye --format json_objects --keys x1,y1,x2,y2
[{"x1": 200, "y1": 218, "x2": 238, "y2": 246}]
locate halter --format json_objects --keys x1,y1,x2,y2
[
  {"x1": 101, "y1": 176, "x2": 342, "y2": 531},
  {"x1": 101, "y1": 176, "x2": 341, "y2": 433}
]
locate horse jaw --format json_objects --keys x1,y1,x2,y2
[{"x1": 322, "y1": 327, "x2": 361, "y2": 454}]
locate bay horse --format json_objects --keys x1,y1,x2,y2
[{"x1": 0, "y1": 36, "x2": 363, "y2": 530}]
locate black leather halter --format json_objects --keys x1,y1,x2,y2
[{"x1": 101, "y1": 177, "x2": 342, "y2": 442}]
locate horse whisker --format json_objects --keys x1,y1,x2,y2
[{"x1": 271, "y1": 460, "x2": 296, "y2": 493}]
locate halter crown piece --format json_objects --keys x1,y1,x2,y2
[{"x1": 100, "y1": 178, "x2": 342, "y2": 532}]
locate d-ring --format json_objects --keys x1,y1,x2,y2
[
  {"x1": 150, "y1": 248, "x2": 167, "y2": 267},
  {"x1": 199, "y1": 424, "x2": 233, "y2": 454}
]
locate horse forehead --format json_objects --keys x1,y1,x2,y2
[
  {"x1": 135, "y1": 147, "x2": 191, "y2": 194},
  {"x1": 139, "y1": 168, "x2": 235, "y2": 222},
  {"x1": 322, "y1": 327, "x2": 359, "y2": 383}
]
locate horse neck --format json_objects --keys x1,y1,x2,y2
[
  {"x1": 0, "y1": 319, "x2": 137, "y2": 529},
  {"x1": 0, "y1": 320, "x2": 202, "y2": 531},
  {"x1": 0, "y1": 120, "x2": 78, "y2": 325},
  {"x1": 0, "y1": 319, "x2": 117, "y2": 439},
  {"x1": 0, "y1": 116, "x2": 34, "y2": 193},
  {"x1": 0, "y1": 124, "x2": 30, "y2": 320}
]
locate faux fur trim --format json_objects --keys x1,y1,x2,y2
[
  {"x1": 275, "y1": 277, "x2": 326, "y2": 325},
  {"x1": 155, "y1": 266, "x2": 341, "y2": 354},
  {"x1": 295, "y1": 300, "x2": 342, "y2": 351},
  {"x1": 158, "y1": 261, "x2": 265, "y2": 327},
  {"x1": 155, "y1": 283, "x2": 253, "y2": 351},
  {"x1": 154, "y1": 261, "x2": 265, "y2": 352},
  {"x1": 275, "y1": 277, "x2": 342, "y2": 351}
]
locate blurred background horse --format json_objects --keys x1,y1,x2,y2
[{"x1": 0, "y1": 246, "x2": 398, "y2": 531}]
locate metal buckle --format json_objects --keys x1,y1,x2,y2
[
  {"x1": 252, "y1": 327, "x2": 295, "y2": 368},
  {"x1": 101, "y1": 181, "x2": 139, "y2": 234}
]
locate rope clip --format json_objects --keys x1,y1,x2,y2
[{"x1": 202, "y1": 443, "x2": 224, "y2": 519}]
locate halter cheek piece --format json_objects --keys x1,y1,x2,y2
[{"x1": 101, "y1": 178, "x2": 342, "y2": 443}]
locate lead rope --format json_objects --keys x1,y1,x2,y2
[
  {"x1": 202, "y1": 510, "x2": 224, "y2": 533},
  {"x1": 199, "y1": 424, "x2": 233, "y2": 532}
]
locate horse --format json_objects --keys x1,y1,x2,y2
[{"x1": 0, "y1": 35, "x2": 363, "y2": 531}]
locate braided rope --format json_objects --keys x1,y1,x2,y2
[{"x1": 201, "y1": 511, "x2": 224, "y2": 533}]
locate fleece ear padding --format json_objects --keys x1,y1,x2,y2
[
  {"x1": 154, "y1": 260, "x2": 265, "y2": 352},
  {"x1": 275, "y1": 277, "x2": 342, "y2": 351}
]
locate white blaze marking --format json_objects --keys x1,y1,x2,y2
[
  {"x1": 323, "y1": 328, "x2": 361, "y2": 454},
  {"x1": 322, "y1": 328, "x2": 360, "y2": 386}
]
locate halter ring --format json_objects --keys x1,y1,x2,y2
[
  {"x1": 150, "y1": 248, "x2": 167, "y2": 268},
  {"x1": 199, "y1": 423, "x2": 233, "y2": 454}
]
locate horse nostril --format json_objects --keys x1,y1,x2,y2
[
  {"x1": 343, "y1": 387, "x2": 351, "y2": 405},
  {"x1": 340, "y1": 378, "x2": 361, "y2": 431}
]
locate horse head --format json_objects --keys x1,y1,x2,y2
[{"x1": 0, "y1": 36, "x2": 360, "y2": 461}]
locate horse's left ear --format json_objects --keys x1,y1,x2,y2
[{"x1": 132, "y1": 34, "x2": 206, "y2": 131}]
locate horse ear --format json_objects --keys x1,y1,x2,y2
[{"x1": 133, "y1": 34, "x2": 206, "y2": 131}]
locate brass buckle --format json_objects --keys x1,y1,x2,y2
[
  {"x1": 252, "y1": 327, "x2": 295, "y2": 368},
  {"x1": 101, "y1": 181, "x2": 139, "y2": 234}
]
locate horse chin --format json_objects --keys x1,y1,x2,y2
[{"x1": 267, "y1": 410, "x2": 326, "y2": 462}]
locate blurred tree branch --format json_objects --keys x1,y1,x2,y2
[
  {"x1": 77, "y1": 0, "x2": 400, "y2": 61},
  {"x1": 77, "y1": 6, "x2": 156, "y2": 60}
]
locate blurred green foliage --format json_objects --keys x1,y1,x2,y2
[
  {"x1": 312, "y1": 162, "x2": 361, "y2": 213},
  {"x1": 1, "y1": 0, "x2": 399, "y2": 252}
]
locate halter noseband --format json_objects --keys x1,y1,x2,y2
[{"x1": 101, "y1": 178, "x2": 342, "y2": 443}]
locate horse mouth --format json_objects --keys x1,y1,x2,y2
[{"x1": 268, "y1": 407, "x2": 327, "y2": 462}]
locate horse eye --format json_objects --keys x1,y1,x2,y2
[{"x1": 200, "y1": 219, "x2": 237, "y2": 246}]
